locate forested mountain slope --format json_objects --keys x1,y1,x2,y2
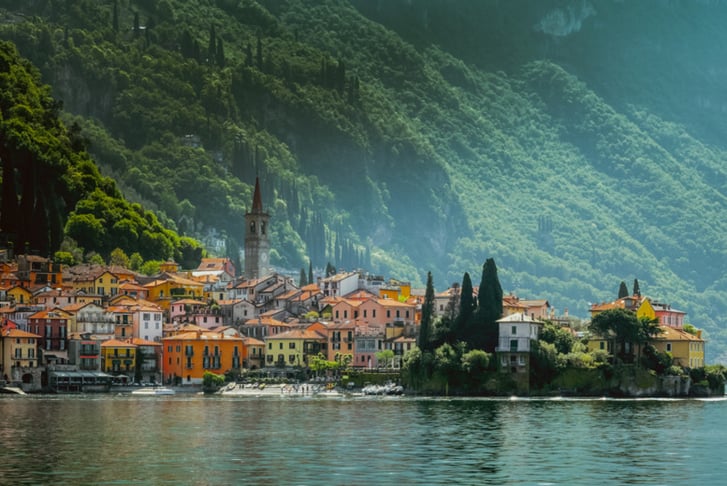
[{"x1": 0, "y1": 0, "x2": 725, "y2": 361}]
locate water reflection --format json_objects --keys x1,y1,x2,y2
[{"x1": 0, "y1": 395, "x2": 724, "y2": 485}]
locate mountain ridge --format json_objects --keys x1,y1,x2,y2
[{"x1": 0, "y1": 0, "x2": 725, "y2": 360}]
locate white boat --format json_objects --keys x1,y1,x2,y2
[{"x1": 131, "y1": 387, "x2": 175, "y2": 396}]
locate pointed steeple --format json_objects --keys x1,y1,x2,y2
[{"x1": 252, "y1": 176, "x2": 263, "y2": 212}]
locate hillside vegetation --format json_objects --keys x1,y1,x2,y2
[{"x1": 0, "y1": 0, "x2": 725, "y2": 361}]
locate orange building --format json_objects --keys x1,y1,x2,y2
[{"x1": 162, "y1": 330, "x2": 243, "y2": 385}]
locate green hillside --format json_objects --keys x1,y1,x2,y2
[{"x1": 0, "y1": 0, "x2": 725, "y2": 361}]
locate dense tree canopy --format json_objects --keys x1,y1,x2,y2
[{"x1": 0, "y1": 1, "x2": 725, "y2": 360}]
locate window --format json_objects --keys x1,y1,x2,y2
[
  {"x1": 386, "y1": 310, "x2": 391, "y2": 318},
  {"x1": 511, "y1": 326, "x2": 517, "y2": 335},
  {"x1": 518, "y1": 355, "x2": 526, "y2": 365},
  {"x1": 143, "y1": 313, "x2": 150, "y2": 321},
  {"x1": 279, "y1": 343, "x2": 283, "y2": 350},
  {"x1": 666, "y1": 343, "x2": 672, "y2": 352},
  {"x1": 599, "y1": 342, "x2": 605, "y2": 350},
  {"x1": 510, "y1": 340, "x2": 518, "y2": 352},
  {"x1": 289, "y1": 355, "x2": 295, "y2": 364},
  {"x1": 372, "y1": 310, "x2": 376, "y2": 318},
  {"x1": 363, "y1": 310, "x2": 367, "y2": 318},
  {"x1": 289, "y1": 342, "x2": 295, "y2": 349}
]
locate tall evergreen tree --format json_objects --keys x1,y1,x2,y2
[
  {"x1": 618, "y1": 281, "x2": 629, "y2": 298},
  {"x1": 476, "y1": 258, "x2": 504, "y2": 352},
  {"x1": 207, "y1": 24, "x2": 216, "y2": 64},
  {"x1": 633, "y1": 278, "x2": 641, "y2": 297},
  {"x1": 308, "y1": 260, "x2": 313, "y2": 285},
  {"x1": 299, "y1": 268, "x2": 307, "y2": 287},
  {"x1": 453, "y1": 272, "x2": 475, "y2": 344},
  {"x1": 216, "y1": 37, "x2": 225, "y2": 67},
  {"x1": 112, "y1": 0, "x2": 119, "y2": 32},
  {"x1": 256, "y1": 35, "x2": 263, "y2": 70},
  {"x1": 418, "y1": 271, "x2": 436, "y2": 353}
]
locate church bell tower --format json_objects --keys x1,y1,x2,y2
[{"x1": 244, "y1": 177, "x2": 270, "y2": 280}]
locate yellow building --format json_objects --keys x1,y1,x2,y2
[
  {"x1": 7, "y1": 286, "x2": 33, "y2": 305},
  {"x1": 144, "y1": 274, "x2": 205, "y2": 311},
  {"x1": 264, "y1": 329, "x2": 326, "y2": 367},
  {"x1": 1, "y1": 327, "x2": 40, "y2": 374},
  {"x1": 100, "y1": 339, "x2": 137, "y2": 375},
  {"x1": 652, "y1": 326, "x2": 705, "y2": 368},
  {"x1": 162, "y1": 330, "x2": 243, "y2": 385},
  {"x1": 67, "y1": 269, "x2": 122, "y2": 298}
]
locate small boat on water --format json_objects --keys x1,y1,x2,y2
[
  {"x1": 131, "y1": 387, "x2": 175, "y2": 396},
  {"x1": 361, "y1": 382, "x2": 404, "y2": 396}
]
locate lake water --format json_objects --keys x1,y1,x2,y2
[{"x1": 1, "y1": 393, "x2": 726, "y2": 485}]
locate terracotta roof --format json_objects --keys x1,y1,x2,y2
[
  {"x1": 101, "y1": 339, "x2": 137, "y2": 348},
  {"x1": 127, "y1": 337, "x2": 162, "y2": 347},
  {"x1": 266, "y1": 329, "x2": 326, "y2": 340},
  {"x1": 29, "y1": 309, "x2": 71, "y2": 319},
  {"x1": 162, "y1": 331, "x2": 243, "y2": 342},
  {"x1": 241, "y1": 336, "x2": 265, "y2": 346},
  {"x1": 375, "y1": 298, "x2": 415, "y2": 308},
  {"x1": 653, "y1": 326, "x2": 704, "y2": 342},
  {"x1": 217, "y1": 299, "x2": 243, "y2": 306},
  {"x1": 171, "y1": 298, "x2": 207, "y2": 305},
  {"x1": 61, "y1": 302, "x2": 92, "y2": 312},
  {"x1": 2, "y1": 327, "x2": 41, "y2": 338}
]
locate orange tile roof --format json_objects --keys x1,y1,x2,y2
[
  {"x1": 101, "y1": 339, "x2": 137, "y2": 348},
  {"x1": 162, "y1": 331, "x2": 243, "y2": 342},
  {"x1": 2, "y1": 328, "x2": 41, "y2": 338},
  {"x1": 266, "y1": 329, "x2": 326, "y2": 340},
  {"x1": 241, "y1": 336, "x2": 265, "y2": 346},
  {"x1": 654, "y1": 326, "x2": 704, "y2": 342},
  {"x1": 127, "y1": 337, "x2": 162, "y2": 347}
]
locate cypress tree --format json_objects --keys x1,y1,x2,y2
[
  {"x1": 476, "y1": 258, "x2": 503, "y2": 353},
  {"x1": 453, "y1": 272, "x2": 475, "y2": 344},
  {"x1": 207, "y1": 25, "x2": 216, "y2": 64},
  {"x1": 256, "y1": 35, "x2": 263, "y2": 70},
  {"x1": 245, "y1": 43, "x2": 253, "y2": 66},
  {"x1": 633, "y1": 278, "x2": 641, "y2": 297},
  {"x1": 112, "y1": 0, "x2": 119, "y2": 32},
  {"x1": 216, "y1": 37, "x2": 225, "y2": 67},
  {"x1": 308, "y1": 260, "x2": 313, "y2": 285},
  {"x1": 299, "y1": 268, "x2": 307, "y2": 287},
  {"x1": 618, "y1": 281, "x2": 629, "y2": 299},
  {"x1": 418, "y1": 271, "x2": 436, "y2": 353}
]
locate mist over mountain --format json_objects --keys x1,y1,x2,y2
[{"x1": 0, "y1": 0, "x2": 725, "y2": 360}]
